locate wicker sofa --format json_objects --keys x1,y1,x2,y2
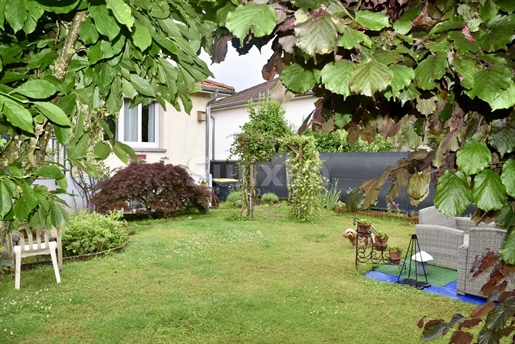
[
  {"x1": 415, "y1": 206, "x2": 507, "y2": 298},
  {"x1": 415, "y1": 206, "x2": 477, "y2": 270}
]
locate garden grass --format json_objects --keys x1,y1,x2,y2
[{"x1": 0, "y1": 206, "x2": 480, "y2": 343}]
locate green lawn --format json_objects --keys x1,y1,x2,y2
[{"x1": 0, "y1": 206, "x2": 477, "y2": 343}]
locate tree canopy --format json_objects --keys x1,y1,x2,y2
[
  {"x1": 0, "y1": 0, "x2": 229, "y2": 230},
  {"x1": 212, "y1": 0, "x2": 515, "y2": 260}
]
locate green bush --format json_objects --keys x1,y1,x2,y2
[
  {"x1": 61, "y1": 210, "x2": 128, "y2": 257},
  {"x1": 261, "y1": 192, "x2": 279, "y2": 205},
  {"x1": 226, "y1": 191, "x2": 243, "y2": 206}
]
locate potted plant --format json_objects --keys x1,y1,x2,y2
[
  {"x1": 388, "y1": 246, "x2": 403, "y2": 264},
  {"x1": 354, "y1": 218, "x2": 371, "y2": 234},
  {"x1": 374, "y1": 230, "x2": 388, "y2": 251}
]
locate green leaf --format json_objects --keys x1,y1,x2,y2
[
  {"x1": 456, "y1": 141, "x2": 492, "y2": 175},
  {"x1": 115, "y1": 140, "x2": 137, "y2": 161},
  {"x1": 29, "y1": 0, "x2": 80, "y2": 14},
  {"x1": 67, "y1": 135, "x2": 90, "y2": 159},
  {"x1": 112, "y1": 141, "x2": 129, "y2": 164},
  {"x1": 349, "y1": 59, "x2": 393, "y2": 97},
  {"x1": 490, "y1": 84, "x2": 515, "y2": 111},
  {"x1": 56, "y1": 176, "x2": 68, "y2": 191},
  {"x1": 0, "y1": 95, "x2": 34, "y2": 133},
  {"x1": 34, "y1": 102, "x2": 71, "y2": 127},
  {"x1": 497, "y1": 203, "x2": 515, "y2": 230},
  {"x1": 321, "y1": 60, "x2": 355, "y2": 98},
  {"x1": 434, "y1": 171, "x2": 472, "y2": 216},
  {"x1": 13, "y1": 195, "x2": 31, "y2": 222},
  {"x1": 448, "y1": 31, "x2": 478, "y2": 54},
  {"x1": 280, "y1": 64, "x2": 320, "y2": 94},
  {"x1": 226, "y1": 3, "x2": 277, "y2": 44},
  {"x1": 0, "y1": 180, "x2": 12, "y2": 217},
  {"x1": 53, "y1": 125, "x2": 72, "y2": 145},
  {"x1": 106, "y1": 0, "x2": 134, "y2": 29},
  {"x1": 132, "y1": 21, "x2": 152, "y2": 52},
  {"x1": 33, "y1": 165, "x2": 65, "y2": 179},
  {"x1": 355, "y1": 10, "x2": 390, "y2": 31},
  {"x1": 296, "y1": 14, "x2": 338, "y2": 55},
  {"x1": 488, "y1": 120, "x2": 515, "y2": 158},
  {"x1": 14, "y1": 79, "x2": 57, "y2": 99},
  {"x1": 79, "y1": 17, "x2": 99, "y2": 44},
  {"x1": 390, "y1": 65, "x2": 415, "y2": 92},
  {"x1": 5, "y1": 0, "x2": 26, "y2": 33},
  {"x1": 479, "y1": 14, "x2": 515, "y2": 52},
  {"x1": 472, "y1": 169, "x2": 506, "y2": 211},
  {"x1": 19, "y1": 181, "x2": 37, "y2": 209},
  {"x1": 415, "y1": 52, "x2": 448, "y2": 90},
  {"x1": 49, "y1": 201, "x2": 63, "y2": 227},
  {"x1": 93, "y1": 141, "x2": 111, "y2": 160},
  {"x1": 129, "y1": 74, "x2": 156, "y2": 97},
  {"x1": 7, "y1": 163, "x2": 23, "y2": 177},
  {"x1": 407, "y1": 172, "x2": 430, "y2": 206},
  {"x1": 452, "y1": 56, "x2": 480, "y2": 89},
  {"x1": 89, "y1": 0, "x2": 121, "y2": 41},
  {"x1": 393, "y1": 4, "x2": 423, "y2": 35},
  {"x1": 467, "y1": 65, "x2": 513, "y2": 104},
  {"x1": 500, "y1": 234, "x2": 515, "y2": 265},
  {"x1": 56, "y1": 93, "x2": 77, "y2": 115},
  {"x1": 502, "y1": 159, "x2": 515, "y2": 198},
  {"x1": 416, "y1": 97, "x2": 436, "y2": 115},
  {"x1": 338, "y1": 27, "x2": 371, "y2": 49}
]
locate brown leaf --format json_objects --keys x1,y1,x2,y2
[
  {"x1": 347, "y1": 122, "x2": 360, "y2": 148},
  {"x1": 480, "y1": 280, "x2": 507, "y2": 297},
  {"x1": 359, "y1": 179, "x2": 381, "y2": 210},
  {"x1": 500, "y1": 263, "x2": 515, "y2": 279},
  {"x1": 470, "y1": 302, "x2": 495, "y2": 319},
  {"x1": 210, "y1": 36, "x2": 229, "y2": 64},
  {"x1": 498, "y1": 291, "x2": 515, "y2": 303},
  {"x1": 458, "y1": 318, "x2": 482, "y2": 329},
  {"x1": 412, "y1": 3, "x2": 436, "y2": 27},
  {"x1": 425, "y1": 319, "x2": 445, "y2": 329},
  {"x1": 387, "y1": 168, "x2": 410, "y2": 201},
  {"x1": 500, "y1": 326, "x2": 515, "y2": 338},
  {"x1": 262, "y1": 52, "x2": 282, "y2": 81},
  {"x1": 450, "y1": 330, "x2": 473, "y2": 344},
  {"x1": 473, "y1": 251, "x2": 499, "y2": 276},
  {"x1": 418, "y1": 316, "x2": 427, "y2": 328},
  {"x1": 277, "y1": 17, "x2": 295, "y2": 32},
  {"x1": 408, "y1": 149, "x2": 430, "y2": 161},
  {"x1": 378, "y1": 116, "x2": 401, "y2": 138}
]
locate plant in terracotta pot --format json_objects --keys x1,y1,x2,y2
[
  {"x1": 354, "y1": 218, "x2": 371, "y2": 234},
  {"x1": 388, "y1": 246, "x2": 402, "y2": 264},
  {"x1": 374, "y1": 230, "x2": 388, "y2": 251}
]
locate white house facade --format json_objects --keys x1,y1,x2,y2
[{"x1": 210, "y1": 80, "x2": 317, "y2": 161}]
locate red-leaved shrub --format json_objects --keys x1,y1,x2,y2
[{"x1": 92, "y1": 162, "x2": 210, "y2": 217}]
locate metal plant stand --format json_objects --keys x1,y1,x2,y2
[
  {"x1": 397, "y1": 234, "x2": 431, "y2": 289},
  {"x1": 354, "y1": 220, "x2": 390, "y2": 268}
]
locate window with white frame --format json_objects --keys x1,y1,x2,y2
[{"x1": 117, "y1": 99, "x2": 159, "y2": 148}]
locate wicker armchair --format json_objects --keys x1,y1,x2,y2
[
  {"x1": 457, "y1": 227, "x2": 511, "y2": 297},
  {"x1": 415, "y1": 207, "x2": 468, "y2": 270}
]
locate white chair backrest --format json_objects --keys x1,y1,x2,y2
[{"x1": 12, "y1": 223, "x2": 50, "y2": 253}]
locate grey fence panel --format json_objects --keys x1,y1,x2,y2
[{"x1": 211, "y1": 152, "x2": 439, "y2": 213}]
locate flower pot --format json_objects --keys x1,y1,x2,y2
[
  {"x1": 357, "y1": 223, "x2": 371, "y2": 234},
  {"x1": 389, "y1": 251, "x2": 402, "y2": 264},
  {"x1": 374, "y1": 242, "x2": 388, "y2": 251}
]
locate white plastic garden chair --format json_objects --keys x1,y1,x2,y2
[{"x1": 10, "y1": 223, "x2": 61, "y2": 289}]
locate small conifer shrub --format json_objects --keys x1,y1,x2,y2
[{"x1": 92, "y1": 162, "x2": 210, "y2": 217}]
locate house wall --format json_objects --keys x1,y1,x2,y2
[
  {"x1": 211, "y1": 96, "x2": 317, "y2": 160},
  {"x1": 104, "y1": 92, "x2": 215, "y2": 180}
]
